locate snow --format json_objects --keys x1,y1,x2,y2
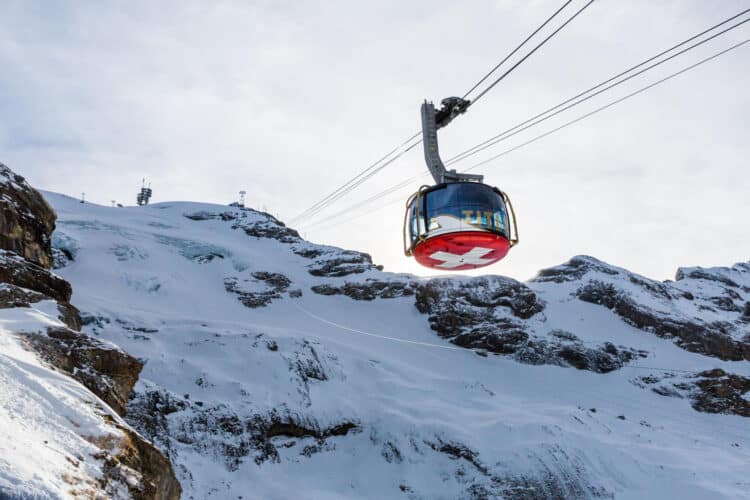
[
  {"x1": 26, "y1": 191, "x2": 750, "y2": 498},
  {"x1": 0, "y1": 302, "x2": 129, "y2": 499}
]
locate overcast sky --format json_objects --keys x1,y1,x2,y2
[{"x1": 1, "y1": 0, "x2": 748, "y2": 281}]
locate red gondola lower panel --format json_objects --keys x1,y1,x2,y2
[{"x1": 412, "y1": 232, "x2": 510, "y2": 270}]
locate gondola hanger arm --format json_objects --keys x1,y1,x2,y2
[{"x1": 421, "y1": 97, "x2": 483, "y2": 185}]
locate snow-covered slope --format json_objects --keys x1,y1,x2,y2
[
  {"x1": 46, "y1": 192, "x2": 749, "y2": 499},
  {"x1": 0, "y1": 300, "x2": 147, "y2": 498}
]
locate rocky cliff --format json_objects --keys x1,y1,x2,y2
[
  {"x1": 0, "y1": 164, "x2": 180, "y2": 499},
  {"x1": 0, "y1": 164, "x2": 56, "y2": 268}
]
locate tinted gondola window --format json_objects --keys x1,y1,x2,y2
[
  {"x1": 405, "y1": 196, "x2": 426, "y2": 248},
  {"x1": 423, "y1": 183, "x2": 508, "y2": 236}
]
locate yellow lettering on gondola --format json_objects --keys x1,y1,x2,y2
[
  {"x1": 462, "y1": 210, "x2": 473, "y2": 223},
  {"x1": 483, "y1": 211, "x2": 493, "y2": 227}
]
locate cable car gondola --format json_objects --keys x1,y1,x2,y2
[{"x1": 404, "y1": 98, "x2": 518, "y2": 270}]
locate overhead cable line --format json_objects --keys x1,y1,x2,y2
[
  {"x1": 304, "y1": 38, "x2": 749, "y2": 233},
  {"x1": 301, "y1": 12, "x2": 750, "y2": 230},
  {"x1": 292, "y1": 1, "x2": 592, "y2": 225},
  {"x1": 300, "y1": 176, "x2": 422, "y2": 231},
  {"x1": 462, "y1": 0, "x2": 574, "y2": 99},
  {"x1": 447, "y1": 9, "x2": 750, "y2": 165},
  {"x1": 293, "y1": 138, "x2": 423, "y2": 225},
  {"x1": 462, "y1": 37, "x2": 750, "y2": 173},
  {"x1": 289, "y1": 131, "x2": 420, "y2": 224},
  {"x1": 468, "y1": 0, "x2": 596, "y2": 107}
]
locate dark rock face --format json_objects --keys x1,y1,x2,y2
[
  {"x1": 109, "y1": 427, "x2": 183, "y2": 500},
  {"x1": 692, "y1": 369, "x2": 750, "y2": 417},
  {"x1": 224, "y1": 271, "x2": 292, "y2": 308},
  {"x1": 0, "y1": 164, "x2": 57, "y2": 268},
  {"x1": 693, "y1": 368, "x2": 750, "y2": 417},
  {"x1": 0, "y1": 282, "x2": 46, "y2": 308},
  {"x1": 549, "y1": 256, "x2": 750, "y2": 362},
  {"x1": 129, "y1": 389, "x2": 358, "y2": 471},
  {"x1": 299, "y1": 246, "x2": 383, "y2": 277},
  {"x1": 635, "y1": 368, "x2": 750, "y2": 418},
  {"x1": 415, "y1": 276, "x2": 544, "y2": 335},
  {"x1": 576, "y1": 280, "x2": 747, "y2": 360},
  {"x1": 414, "y1": 275, "x2": 641, "y2": 372},
  {"x1": 233, "y1": 215, "x2": 300, "y2": 244},
  {"x1": 186, "y1": 207, "x2": 301, "y2": 243},
  {"x1": 311, "y1": 279, "x2": 417, "y2": 301},
  {"x1": 0, "y1": 250, "x2": 72, "y2": 303},
  {"x1": 22, "y1": 327, "x2": 144, "y2": 417},
  {"x1": 531, "y1": 255, "x2": 620, "y2": 284},
  {"x1": 184, "y1": 211, "x2": 237, "y2": 222},
  {"x1": 0, "y1": 251, "x2": 81, "y2": 330},
  {"x1": 675, "y1": 266, "x2": 745, "y2": 288}
]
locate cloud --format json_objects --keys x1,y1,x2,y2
[{"x1": 1, "y1": 0, "x2": 748, "y2": 280}]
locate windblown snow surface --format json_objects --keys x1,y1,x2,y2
[
  {"x1": 45, "y1": 192, "x2": 749, "y2": 499},
  {"x1": 0, "y1": 300, "x2": 134, "y2": 498}
]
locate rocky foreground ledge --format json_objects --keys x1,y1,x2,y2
[{"x1": 0, "y1": 164, "x2": 181, "y2": 498}]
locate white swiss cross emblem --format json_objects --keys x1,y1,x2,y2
[{"x1": 429, "y1": 247, "x2": 495, "y2": 269}]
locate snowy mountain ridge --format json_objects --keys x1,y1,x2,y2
[
  {"x1": 41, "y1": 191, "x2": 749, "y2": 499},
  {"x1": 0, "y1": 161, "x2": 747, "y2": 499}
]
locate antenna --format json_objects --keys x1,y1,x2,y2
[
  {"x1": 239, "y1": 190, "x2": 246, "y2": 208},
  {"x1": 137, "y1": 178, "x2": 153, "y2": 206},
  {"x1": 80, "y1": 192, "x2": 85, "y2": 204}
]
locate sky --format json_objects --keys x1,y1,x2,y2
[{"x1": 1, "y1": 0, "x2": 748, "y2": 282}]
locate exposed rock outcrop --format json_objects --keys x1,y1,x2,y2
[
  {"x1": 0, "y1": 249, "x2": 72, "y2": 303},
  {"x1": 536, "y1": 256, "x2": 750, "y2": 361},
  {"x1": 297, "y1": 246, "x2": 383, "y2": 277},
  {"x1": 634, "y1": 368, "x2": 750, "y2": 417},
  {"x1": 0, "y1": 164, "x2": 57, "y2": 268},
  {"x1": 186, "y1": 207, "x2": 301, "y2": 243},
  {"x1": 129, "y1": 389, "x2": 359, "y2": 472},
  {"x1": 233, "y1": 214, "x2": 300, "y2": 243},
  {"x1": 415, "y1": 275, "x2": 644, "y2": 372},
  {"x1": 22, "y1": 327, "x2": 143, "y2": 417},
  {"x1": 311, "y1": 278, "x2": 417, "y2": 300},
  {"x1": 224, "y1": 271, "x2": 293, "y2": 308}
]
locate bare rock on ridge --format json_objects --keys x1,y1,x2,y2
[{"x1": 0, "y1": 163, "x2": 57, "y2": 268}]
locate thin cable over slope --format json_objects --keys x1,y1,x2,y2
[{"x1": 303, "y1": 38, "x2": 749, "y2": 233}]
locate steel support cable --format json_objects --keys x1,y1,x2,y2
[
  {"x1": 305, "y1": 38, "x2": 749, "y2": 233},
  {"x1": 301, "y1": 18, "x2": 750, "y2": 231},
  {"x1": 293, "y1": 1, "x2": 584, "y2": 225},
  {"x1": 299, "y1": 175, "x2": 422, "y2": 231},
  {"x1": 289, "y1": 130, "x2": 420, "y2": 224},
  {"x1": 294, "y1": 139, "x2": 423, "y2": 225},
  {"x1": 468, "y1": 0, "x2": 596, "y2": 107},
  {"x1": 462, "y1": 37, "x2": 750, "y2": 174},
  {"x1": 462, "y1": 0, "x2": 574, "y2": 99},
  {"x1": 304, "y1": 191, "x2": 408, "y2": 234},
  {"x1": 293, "y1": 1, "x2": 735, "y2": 227},
  {"x1": 447, "y1": 10, "x2": 750, "y2": 165}
]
